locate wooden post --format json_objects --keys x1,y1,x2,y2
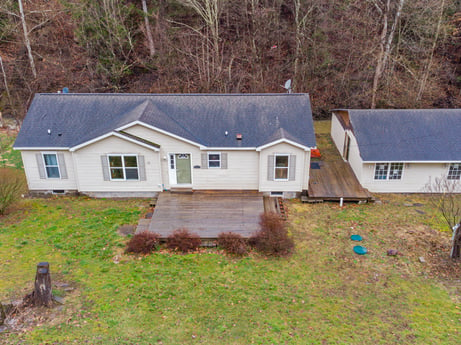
[{"x1": 33, "y1": 262, "x2": 52, "y2": 307}]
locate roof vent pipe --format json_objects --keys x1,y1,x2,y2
[{"x1": 236, "y1": 133, "x2": 242, "y2": 140}]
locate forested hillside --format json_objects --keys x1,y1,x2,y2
[{"x1": 0, "y1": 0, "x2": 460, "y2": 120}]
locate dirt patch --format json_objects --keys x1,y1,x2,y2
[
  {"x1": 117, "y1": 224, "x2": 136, "y2": 237},
  {"x1": 1, "y1": 280, "x2": 79, "y2": 338}
]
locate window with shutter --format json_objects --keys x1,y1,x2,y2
[
  {"x1": 106, "y1": 154, "x2": 140, "y2": 181},
  {"x1": 42, "y1": 153, "x2": 60, "y2": 178},
  {"x1": 208, "y1": 152, "x2": 221, "y2": 168}
]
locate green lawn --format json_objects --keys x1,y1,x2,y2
[
  {"x1": 0, "y1": 195, "x2": 460, "y2": 344},
  {"x1": 0, "y1": 132, "x2": 22, "y2": 169}
]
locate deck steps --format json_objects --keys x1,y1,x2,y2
[
  {"x1": 170, "y1": 187, "x2": 193, "y2": 194},
  {"x1": 135, "y1": 219, "x2": 151, "y2": 234}
]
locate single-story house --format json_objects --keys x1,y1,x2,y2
[
  {"x1": 14, "y1": 93, "x2": 317, "y2": 198},
  {"x1": 331, "y1": 109, "x2": 461, "y2": 193}
]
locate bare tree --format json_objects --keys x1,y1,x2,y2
[
  {"x1": 425, "y1": 176, "x2": 461, "y2": 259},
  {"x1": 141, "y1": 0, "x2": 155, "y2": 57},
  {"x1": 416, "y1": 0, "x2": 445, "y2": 101},
  {"x1": 18, "y1": 0, "x2": 37, "y2": 78},
  {"x1": 175, "y1": 0, "x2": 223, "y2": 88},
  {"x1": 0, "y1": 56, "x2": 11, "y2": 106},
  {"x1": 293, "y1": 0, "x2": 315, "y2": 92},
  {"x1": 179, "y1": 0, "x2": 221, "y2": 58},
  {"x1": 370, "y1": 0, "x2": 405, "y2": 108}
]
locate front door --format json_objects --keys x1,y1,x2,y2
[{"x1": 169, "y1": 154, "x2": 191, "y2": 185}]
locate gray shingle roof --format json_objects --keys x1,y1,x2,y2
[
  {"x1": 344, "y1": 109, "x2": 461, "y2": 161},
  {"x1": 14, "y1": 93, "x2": 316, "y2": 149}
]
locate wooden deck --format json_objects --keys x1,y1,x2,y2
[
  {"x1": 140, "y1": 190, "x2": 264, "y2": 239},
  {"x1": 307, "y1": 161, "x2": 372, "y2": 201}
]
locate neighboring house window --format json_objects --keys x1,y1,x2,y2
[
  {"x1": 274, "y1": 154, "x2": 289, "y2": 180},
  {"x1": 448, "y1": 163, "x2": 461, "y2": 180},
  {"x1": 208, "y1": 153, "x2": 221, "y2": 168},
  {"x1": 43, "y1": 153, "x2": 60, "y2": 178},
  {"x1": 374, "y1": 163, "x2": 404, "y2": 180},
  {"x1": 108, "y1": 155, "x2": 139, "y2": 180}
]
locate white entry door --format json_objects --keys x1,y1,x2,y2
[{"x1": 168, "y1": 154, "x2": 192, "y2": 185}]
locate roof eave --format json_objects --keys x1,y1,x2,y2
[
  {"x1": 14, "y1": 147, "x2": 70, "y2": 151},
  {"x1": 363, "y1": 160, "x2": 461, "y2": 163}
]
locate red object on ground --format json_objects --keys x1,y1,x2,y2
[{"x1": 311, "y1": 148, "x2": 321, "y2": 158}]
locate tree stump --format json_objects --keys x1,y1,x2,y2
[
  {"x1": 30, "y1": 262, "x2": 53, "y2": 307},
  {"x1": 451, "y1": 224, "x2": 461, "y2": 259}
]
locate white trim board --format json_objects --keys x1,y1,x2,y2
[
  {"x1": 70, "y1": 131, "x2": 160, "y2": 152},
  {"x1": 116, "y1": 121, "x2": 203, "y2": 148},
  {"x1": 257, "y1": 138, "x2": 312, "y2": 152}
]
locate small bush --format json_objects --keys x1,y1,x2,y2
[
  {"x1": 249, "y1": 212, "x2": 294, "y2": 256},
  {"x1": 166, "y1": 228, "x2": 201, "y2": 253},
  {"x1": 217, "y1": 232, "x2": 248, "y2": 255},
  {"x1": 0, "y1": 168, "x2": 25, "y2": 215},
  {"x1": 125, "y1": 231, "x2": 160, "y2": 254}
]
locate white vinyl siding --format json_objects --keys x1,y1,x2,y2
[
  {"x1": 259, "y1": 142, "x2": 309, "y2": 193},
  {"x1": 73, "y1": 136, "x2": 161, "y2": 193},
  {"x1": 330, "y1": 114, "x2": 364, "y2": 181},
  {"x1": 22, "y1": 151, "x2": 77, "y2": 191},
  {"x1": 125, "y1": 125, "x2": 255, "y2": 190},
  {"x1": 361, "y1": 162, "x2": 461, "y2": 193}
]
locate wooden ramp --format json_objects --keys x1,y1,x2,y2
[
  {"x1": 307, "y1": 161, "x2": 372, "y2": 201},
  {"x1": 143, "y1": 190, "x2": 264, "y2": 239}
]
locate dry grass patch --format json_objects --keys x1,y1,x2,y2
[{"x1": 288, "y1": 193, "x2": 461, "y2": 302}]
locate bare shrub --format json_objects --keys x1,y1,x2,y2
[
  {"x1": 425, "y1": 176, "x2": 461, "y2": 258},
  {"x1": 166, "y1": 228, "x2": 201, "y2": 253},
  {"x1": 217, "y1": 232, "x2": 248, "y2": 255},
  {"x1": 125, "y1": 231, "x2": 160, "y2": 254},
  {"x1": 0, "y1": 168, "x2": 25, "y2": 215},
  {"x1": 249, "y1": 212, "x2": 294, "y2": 257}
]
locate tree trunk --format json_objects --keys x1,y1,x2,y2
[
  {"x1": 141, "y1": 0, "x2": 155, "y2": 57},
  {"x1": 416, "y1": 0, "x2": 445, "y2": 101},
  {"x1": 450, "y1": 224, "x2": 461, "y2": 259},
  {"x1": 33, "y1": 262, "x2": 53, "y2": 307},
  {"x1": 18, "y1": 0, "x2": 37, "y2": 79},
  {"x1": 371, "y1": 0, "x2": 405, "y2": 108},
  {"x1": 0, "y1": 56, "x2": 11, "y2": 105}
]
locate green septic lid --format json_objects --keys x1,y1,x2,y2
[
  {"x1": 353, "y1": 246, "x2": 367, "y2": 255},
  {"x1": 350, "y1": 234, "x2": 362, "y2": 241}
]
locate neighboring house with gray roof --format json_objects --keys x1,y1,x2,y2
[
  {"x1": 331, "y1": 109, "x2": 461, "y2": 193},
  {"x1": 14, "y1": 93, "x2": 316, "y2": 198}
]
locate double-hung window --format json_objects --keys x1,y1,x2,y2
[
  {"x1": 108, "y1": 155, "x2": 139, "y2": 180},
  {"x1": 448, "y1": 163, "x2": 461, "y2": 180},
  {"x1": 374, "y1": 162, "x2": 404, "y2": 180},
  {"x1": 275, "y1": 154, "x2": 289, "y2": 180},
  {"x1": 43, "y1": 153, "x2": 60, "y2": 178},
  {"x1": 208, "y1": 153, "x2": 221, "y2": 168}
]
